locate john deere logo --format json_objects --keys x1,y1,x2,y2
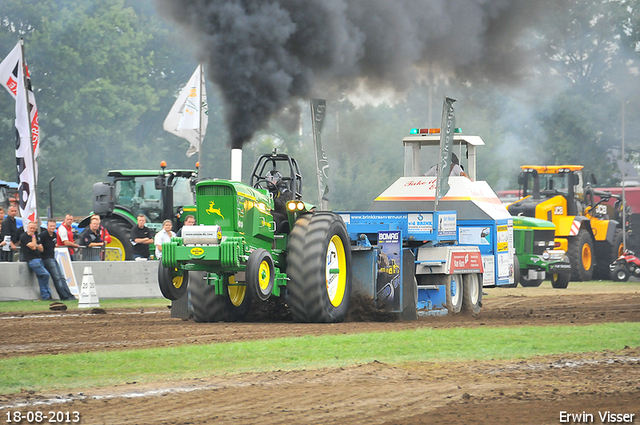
[
  {"x1": 190, "y1": 247, "x2": 205, "y2": 256},
  {"x1": 206, "y1": 201, "x2": 224, "y2": 219}
]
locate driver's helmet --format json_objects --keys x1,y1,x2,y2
[{"x1": 265, "y1": 170, "x2": 283, "y2": 192}]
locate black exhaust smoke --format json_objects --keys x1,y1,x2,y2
[{"x1": 156, "y1": 0, "x2": 560, "y2": 149}]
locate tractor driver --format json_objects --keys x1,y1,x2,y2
[
  {"x1": 265, "y1": 170, "x2": 294, "y2": 233},
  {"x1": 425, "y1": 152, "x2": 470, "y2": 179}
]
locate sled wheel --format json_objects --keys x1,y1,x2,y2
[
  {"x1": 462, "y1": 273, "x2": 483, "y2": 314},
  {"x1": 445, "y1": 275, "x2": 463, "y2": 314},
  {"x1": 550, "y1": 273, "x2": 570, "y2": 289},
  {"x1": 610, "y1": 266, "x2": 630, "y2": 282},
  {"x1": 158, "y1": 262, "x2": 189, "y2": 300},
  {"x1": 102, "y1": 218, "x2": 133, "y2": 261},
  {"x1": 506, "y1": 255, "x2": 520, "y2": 288},
  {"x1": 568, "y1": 228, "x2": 594, "y2": 281},
  {"x1": 247, "y1": 249, "x2": 275, "y2": 302},
  {"x1": 287, "y1": 212, "x2": 352, "y2": 323},
  {"x1": 190, "y1": 272, "x2": 252, "y2": 322}
]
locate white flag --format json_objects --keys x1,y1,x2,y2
[
  {"x1": 0, "y1": 41, "x2": 39, "y2": 228},
  {"x1": 163, "y1": 65, "x2": 208, "y2": 157}
]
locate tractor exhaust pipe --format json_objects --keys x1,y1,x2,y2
[{"x1": 231, "y1": 148, "x2": 242, "y2": 182}]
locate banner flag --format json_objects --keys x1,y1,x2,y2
[
  {"x1": 1, "y1": 40, "x2": 39, "y2": 228},
  {"x1": 435, "y1": 96, "x2": 456, "y2": 209},
  {"x1": 311, "y1": 99, "x2": 329, "y2": 210},
  {"x1": 163, "y1": 65, "x2": 208, "y2": 157}
]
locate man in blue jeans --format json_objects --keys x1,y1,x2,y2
[
  {"x1": 40, "y1": 219, "x2": 75, "y2": 300},
  {"x1": 20, "y1": 221, "x2": 52, "y2": 301}
]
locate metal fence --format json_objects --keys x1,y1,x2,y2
[
  {"x1": 2, "y1": 246, "x2": 123, "y2": 262},
  {"x1": 75, "y1": 246, "x2": 123, "y2": 261}
]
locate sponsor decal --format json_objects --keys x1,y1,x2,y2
[{"x1": 190, "y1": 247, "x2": 205, "y2": 256}]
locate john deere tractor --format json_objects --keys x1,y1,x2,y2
[
  {"x1": 508, "y1": 165, "x2": 623, "y2": 281},
  {"x1": 158, "y1": 151, "x2": 353, "y2": 323}
]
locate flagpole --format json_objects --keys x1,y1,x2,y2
[
  {"x1": 198, "y1": 64, "x2": 203, "y2": 171},
  {"x1": 19, "y1": 38, "x2": 38, "y2": 224}
]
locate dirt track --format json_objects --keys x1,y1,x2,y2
[{"x1": 1, "y1": 283, "x2": 639, "y2": 424}]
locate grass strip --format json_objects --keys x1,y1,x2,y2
[
  {"x1": 1, "y1": 322, "x2": 639, "y2": 394},
  {"x1": 0, "y1": 298, "x2": 169, "y2": 313}
]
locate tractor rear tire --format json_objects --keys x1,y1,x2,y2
[
  {"x1": 287, "y1": 212, "x2": 352, "y2": 323},
  {"x1": 190, "y1": 272, "x2": 252, "y2": 322},
  {"x1": 550, "y1": 273, "x2": 570, "y2": 289},
  {"x1": 462, "y1": 273, "x2": 482, "y2": 314},
  {"x1": 593, "y1": 229, "x2": 624, "y2": 279},
  {"x1": 568, "y1": 229, "x2": 594, "y2": 281},
  {"x1": 102, "y1": 218, "x2": 133, "y2": 261},
  {"x1": 158, "y1": 262, "x2": 189, "y2": 300}
]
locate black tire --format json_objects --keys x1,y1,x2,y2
[
  {"x1": 445, "y1": 275, "x2": 463, "y2": 314},
  {"x1": 102, "y1": 218, "x2": 133, "y2": 261},
  {"x1": 246, "y1": 249, "x2": 275, "y2": 302},
  {"x1": 507, "y1": 255, "x2": 520, "y2": 288},
  {"x1": 594, "y1": 229, "x2": 624, "y2": 279},
  {"x1": 550, "y1": 273, "x2": 570, "y2": 289},
  {"x1": 462, "y1": 273, "x2": 483, "y2": 314},
  {"x1": 568, "y1": 228, "x2": 594, "y2": 281},
  {"x1": 158, "y1": 262, "x2": 189, "y2": 300},
  {"x1": 610, "y1": 266, "x2": 630, "y2": 282},
  {"x1": 287, "y1": 212, "x2": 352, "y2": 323},
  {"x1": 190, "y1": 272, "x2": 252, "y2": 322},
  {"x1": 520, "y1": 275, "x2": 543, "y2": 287}
]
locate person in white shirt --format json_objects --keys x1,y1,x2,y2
[{"x1": 154, "y1": 219, "x2": 176, "y2": 259}]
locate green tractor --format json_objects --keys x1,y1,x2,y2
[
  {"x1": 512, "y1": 215, "x2": 571, "y2": 288},
  {"x1": 81, "y1": 164, "x2": 198, "y2": 260},
  {"x1": 158, "y1": 152, "x2": 353, "y2": 323}
]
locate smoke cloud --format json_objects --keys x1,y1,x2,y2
[{"x1": 156, "y1": 0, "x2": 561, "y2": 148}]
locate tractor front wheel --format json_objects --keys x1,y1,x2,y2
[
  {"x1": 158, "y1": 262, "x2": 189, "y2": 300},
  {"x1": 287, "y1": 212, "x2": 352, "y2": 323},
  {"x1": 568, "y1": 229, "x2": 594, "y2": 281},
  {"x1": 246, "y1": 249, "x2": 275, "y2": 302},
  {"x1": 550, "y1": 273, "x2": 570, "y2": 289}
]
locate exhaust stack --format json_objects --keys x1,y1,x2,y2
[{"x1": 231, "y1": 148, "x2": 242, "y2": 182}]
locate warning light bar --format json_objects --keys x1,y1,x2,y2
[{"x1": 409, "y1": 127, "x2": 462, "y2": 135}]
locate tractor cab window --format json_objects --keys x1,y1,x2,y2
[
  {"x1": 115, "y1": 177, "x2": 163, "y2": 222},
  {"x1": 172, "y1": 177, "x2": 194, "y2": 208},
  {"x1": 539, "y1": 173, "x2": 570, "y2": 197}
]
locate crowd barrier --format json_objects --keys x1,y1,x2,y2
[{"x1": 0, "y1": 260, "x2": 163, "y2": 301}]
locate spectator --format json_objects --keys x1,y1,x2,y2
[
  {"x1": 56, "y1": 214, "x2": 79, "y2": 260},
  {"x1": 130, "y1": 214, "x2": 153, "y2": 260},
  {"x1": 154, "y1": 219, "x2": 176, "y2": 259},
  {"x1": 80, "y1": 217, "x2": 105, "y2": 261},
  {"x1": 20, "y1": 221, "x2": 52, "y2": 301},
  {"x1": 40, "y1": 219, "x2": 75, "y2": 300},
  {"x1": 1, "y1": 205, "x2": 19, "y2": 262},
  {"x1": 91, "y1": 215, "x2": 112, "y2": 245},
  {"x1": 176, "y1": 215, "x2": 196, "y2": 237}
]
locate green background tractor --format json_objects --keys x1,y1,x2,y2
[{"x1": 80, "y1": 165, "x2": 197, "y2": 260}]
